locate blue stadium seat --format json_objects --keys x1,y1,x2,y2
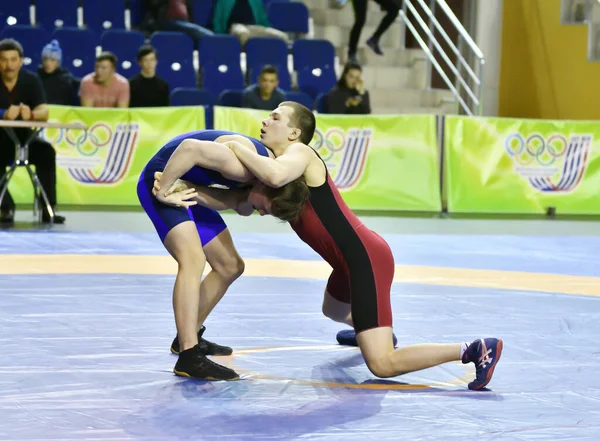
[
  {"x1": 284, "y1": 91, "x2": 314, "y2": 110},
  {"x1": 171, "y1": 87, "x2": 215, "y2": 106},
  {"x1": 268, "y1": 1, "x2": 309, "y2": 34},
  {"x1": 198, "y1": 35, "x2": 244, "y2": 99},
  {"x1": 52, "y1": 28, "x2": 99, "y2": 79},
  {"x1": 35, "y1": 0, "x2": 78, "y2": 29},
  {"x1": 293, "y1": 39, "x2": 337, "y2": 99},
  {"x1": 293, "y1": 39, "x2": 335, "y2": 71},
  {"x1": 0, "y1": 2, "x2": 31, "y2": 28},
  {"x1": 245, "y1": 37, "x2": 291, "y2": 90},
  {"x1": 192, "y1": 0, "x2": 214, "y2": 28},
  {"x1": 84, "y1": 0, "x2": 126, "y2": 31},
  {"x1": 101, "y1": 30, "x2": 146, "y2": 77},
  {"x1": 315, "y1": 93, "x2": 327, "y2": 113},
  {"x1": 198, "y1": 34, "x2": 241, "y2": 66},
  {"x1": 150, "y1": 32, "x2": 196, "y2": 88},
  {"x1": 297, "y1": 67, "x2": 336, "y2": 99},
  {"x1": 202, "y1": 65, "x2": 245, "y2": 100},
  {"x1": 0, "y1": 26, "x2": 49, "y2": 71},
  {"x1": 127, "y1": 0, "x2": 144, "y2": 29},
  {"x1": 217, "y1": 89, "x2": 243, "y2": 107}
]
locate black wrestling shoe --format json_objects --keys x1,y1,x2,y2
[
  {"x1": 173, "y1": 344, "x2": 239, "y2": 380},
  {"x1": 171, "y1": 326, "x2": 233, "y2": 356},
  {"x1": 0, "y1": 208, "x2": 14, "y2": 224}
]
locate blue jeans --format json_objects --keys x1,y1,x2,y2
[{"x1": 162, "y1": 20, "x2": 214, "y2": 45}]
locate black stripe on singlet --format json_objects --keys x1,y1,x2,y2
[{"x1": 307, "y1": 148, "x2": 380, "y2": 331}]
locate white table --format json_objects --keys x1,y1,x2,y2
[{"x1": 0, "y1": 120, "x2": 88, "y2": 224}]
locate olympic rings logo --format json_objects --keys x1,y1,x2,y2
[
  {"x1": 504, "y1": 133, "x2": 568, "y2": 166},
  {"x1": 310, "y1": 128, "x2": 347, "y2": 162},
  {"x1": 45, "y1": 123, "x2": 112, "y2": 157}
]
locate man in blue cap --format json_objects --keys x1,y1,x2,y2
[{"x1": 37, "y1": 40, "x2": 78, "y2": 106}]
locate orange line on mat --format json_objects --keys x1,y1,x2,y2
[{"x1": 1, "y1": 254, "x2": 599, "y2": 297}]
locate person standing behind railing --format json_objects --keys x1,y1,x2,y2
[{"x1": 347, "y1": 0, "x2": 402, "y2": 62}]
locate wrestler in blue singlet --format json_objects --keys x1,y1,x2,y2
[{"x1": 137, "y1": 130, "x2": 270, "y2": 245}]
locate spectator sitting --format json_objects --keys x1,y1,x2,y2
[
  {"x1": 141, "y1": 0, "x2": 213, "y2": 45},
  {"x1": 0, "y1": 38, "x2": 65, "y2": 224},
  {"x1": 241, "y1": 65, "x2": 285, "y2": 110},
  {"x1": 212, "y1": 0, "x2": 289, "y2": 46},
  {"x1": 324, "y1": 61, "x2": 371, "y2": 114},
  {"x1": 36, "y1": 40, "x2": 78, "y2": 106},
  {"x1": 79, "y1": 52, "x2": 130, "y2": 108},
  {"x1": 129, "y1": 44, "x2": 170, "y2": 107}
]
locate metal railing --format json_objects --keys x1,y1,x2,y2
[
  {"x1": 560, "y1": 0, "x2": 591, "y2": 24},
  {"x1": 559, "y1": 0, "x2": 600, "y2": 61},
  {"x1": 398, "y1": 0, "x2": 485, "y2": 116}
]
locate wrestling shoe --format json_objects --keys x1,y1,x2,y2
[
  {"x1": 462, "y1": 338, "x2": 503, "y2": 390},
  {"x1": 171, "y1": 326, "x2": 233, "y2": 356},
  {"x1": 336, "y1": 329, "x2": 398, "y2": 347},
  {"x1": 173, "y1": 344, "x2": 239, "y2": 380}
]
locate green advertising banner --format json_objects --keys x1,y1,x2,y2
[
  {"x1": 8, "y1": 105, "x2": 205, "y2": 205},
  {"x1": 214, "y1": 106, "x2": 441, "y2": 211},
  {"x1": 444, "y1": 116, "x2": 600, "y2": 214}
]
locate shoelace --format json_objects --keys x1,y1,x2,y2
[{"x1": 477, "y1": 339, "x2": 493, "y2": 368}]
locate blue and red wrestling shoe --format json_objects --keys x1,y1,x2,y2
[{"x1": 462, "y1": 338, "x2": 503, "y2": 390}]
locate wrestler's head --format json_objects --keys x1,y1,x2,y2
[
  {"x1": 248, "y1": 177, "x2": 309, "y2": 223},
  {"x1": 260, "y1": 101, "x2": 316, "y2": 148}
]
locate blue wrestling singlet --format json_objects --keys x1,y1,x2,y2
[{"x1": 137, "y1": 130, "x2": 270, "y2": 245}]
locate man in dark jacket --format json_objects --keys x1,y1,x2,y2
[
  {"x1": 37, "y1": 40, "x2": 78, "y2": 106},
  {"x1": 0, "y1": 39, "x2": 65, "y2": 224},
  {"x1": 129, "y1": 45, "x2": 170, "y2": 107}
]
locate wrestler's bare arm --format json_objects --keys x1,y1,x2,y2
[
  {"x1": 228, "y1": 142, "x2": 312, "y2": 188},
  {"x1": 157, "y1": 139, "x2": 257, "y2": 200},
  {"x1": 152, "y1": 172, "x2": 253, "y2": 216}
]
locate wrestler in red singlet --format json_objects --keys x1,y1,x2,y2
[
  {"x1": 291, "y1": 156, "x2": 395, "y2": 334},
  {"x1": 230, "y1": 102, "x2": 503, "y2": 390}
]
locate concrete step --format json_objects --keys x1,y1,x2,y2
[
  {"x1": 361, "y1": 64, "x2": 427, "y2": 90},
  {"x1": 313, "y1": 22, "x2": 404, "y2": 52},
  {"x1": 335, "y1": 46, "x2": 427, "y2": 67},
  {"x1": 301, "y1": 0, "x2": 386, "y2": 14},
  {"x1": 369, "y1": 87, "x2": 455, "y2": 108},
  {"x1": 302, "y1": 0, "x2": 330, "y2": 11},
  {"x1": 310, "y1": 6, "x2": 392, "y2": 28},
  {"x1": 372, "y1": 102, "x2": 458, "y2": 114}
]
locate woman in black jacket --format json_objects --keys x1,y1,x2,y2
[{"x1": 324, "y1": 62, "x2": 371, "y2": 114}]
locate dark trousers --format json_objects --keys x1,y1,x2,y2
[
  {"x1": 0, "y1": 138, "x2": 57, "y2": 213},
  {"x1": 348, "y1": 0, "x2": 401, "y2": 57}
]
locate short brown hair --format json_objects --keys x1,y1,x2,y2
[
  {"x1": 137, "y1": 44, "x2": 156, "y2": 61},
  {"x1": 0, "y1": 39, "x2": 24, "y2": 57},
  {"x1": 96, "y1": 51, "x2": 117, "y2": 68},
  {"x1": 265, "y1": 177, "x2": 310, "y2": 223},
  {"x1": 279, "y1": 101, "x2": 316, "y2": 145},
  {"x1": 260, "y1": 64, "x2": 278, "y2": 77}
]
